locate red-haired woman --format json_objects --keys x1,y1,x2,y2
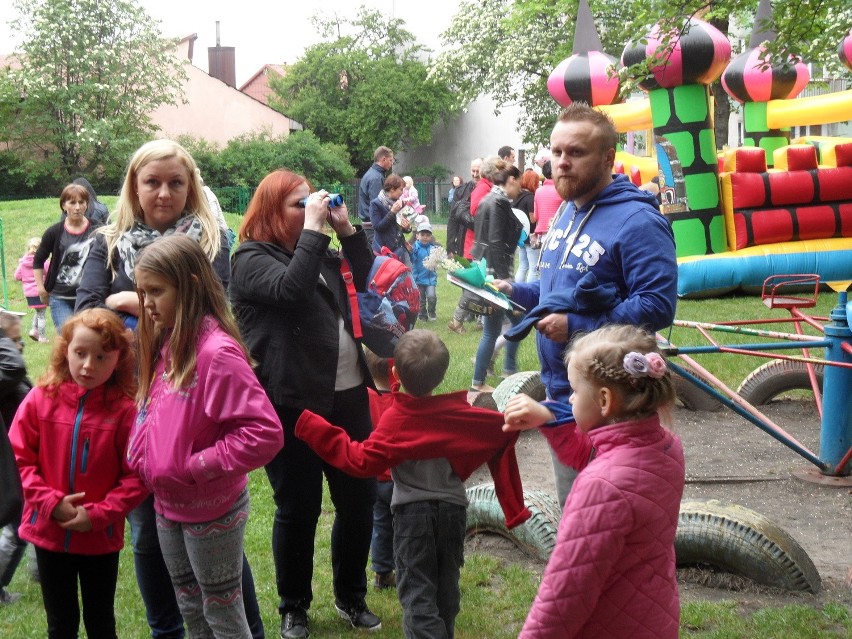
[{"x1": 230, "y1": 170, "x2": 381, "y2": 638}]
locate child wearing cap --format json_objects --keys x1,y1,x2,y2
[{"x1": 409, "y1": 220, "x2": 439, "y2": 321}]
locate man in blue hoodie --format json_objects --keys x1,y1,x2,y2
[{"x1": 496, "y1": 103, "x2": 678, "y2": 506}]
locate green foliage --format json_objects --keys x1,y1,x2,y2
[
  {"x1": 434, "y1": 0, "x2": 852, "y2": 145},
  {"x1": 0, "y1": 0, "x2": 186, "y2": 188},
  {"x1": 404, "y1": 164, "x2": 453, "y2": 180},
  {"x1": 180, "y1": 130, "x2": 354, "y2": 189},
  {"x1": 270, "y1": 8, "x2": 457, "y2": 174}
]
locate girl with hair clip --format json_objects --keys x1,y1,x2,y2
[
  {"x1": 9, "y1": 308, "x2": 147, "y2": 638},
  {"x1": 503, "y1": 324, "x2": 685, "y2": 639},
  {"x1": 129, "y1": 235, "x2": 283, "y2": 639}
]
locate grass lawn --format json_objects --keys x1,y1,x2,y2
[{"x1": 0, "y1": 198, "x2": 848, "y2": 638}]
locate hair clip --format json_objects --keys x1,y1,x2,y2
[{"x1": 623, "y1": 352, "x2": 666, "y2": 379}]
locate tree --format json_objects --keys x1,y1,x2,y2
[
  {"x1": 0, "y1": 0, "x2": 186, "y2": 187},
  {"x1": 269, "y1": 7, "x2": 457, "y2": 174},
  {"x1": 433, "y1": 0, "x2": 852, "y2": 146},
  {"x1": 180, "y1": 130, "x2": 354, "y2": 189}
]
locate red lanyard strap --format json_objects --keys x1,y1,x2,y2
[{"x1": 340, "y1": 260, "x2": 362, "y2": 339}]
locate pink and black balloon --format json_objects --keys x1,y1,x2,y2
[
  {"x1": 721, "y1": 0, "x2": 809, "y2": 103},
  {"x1": 840, "y1": 28, "x2": 852, "y2": 72},
  {"x1": 621, "y1": 18, "x2": 731, "y2": 90},
  {"x1": 547, "y1": 0, "x2": 620, "y2": 107}
]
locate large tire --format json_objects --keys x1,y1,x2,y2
[
  {"x1": 673, "y1": 368, "x2": 723, "y2": 412},
  {"x1": 465, "y1": 483, "x2": 561, "y2": 562},
  {"x1": 492, "y1": 371, "x2": 546, "y2": 412},
  {"x1": 737, "y1": 359, "x2": 824, "y2": 406},
  {"x1": 676, "y1": 499, "x2": 821, "y2": 593}
]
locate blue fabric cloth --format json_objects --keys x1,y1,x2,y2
[
  {"x1": 504, "y1": 271, "x2": 621, "y2": 342},
  {"x1": 510, "y1": 175, "x2": 677, "y2": 403}
]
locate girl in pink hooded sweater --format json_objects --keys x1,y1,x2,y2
[
  {"x1": 14, "y1": 237, "x2": 49, "y2": 342},
  {"x1": 128, "y1": 235, "x2": 283, "y2": 638},
  {"x1": 503, "y1": 324, "x2": 685, "y2": 639}
]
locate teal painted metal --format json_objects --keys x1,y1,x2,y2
[{"x1": 820, "y1": 291, "x2": 852, "y2": 475}]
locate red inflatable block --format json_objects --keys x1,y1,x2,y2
[
  {"x1": 785, "y1": 145, "x2": 818, "y2": 171},
  {"x1": 750, "y1": 208, "x2": 794, "y2": 246},
  {"x1": 768, "y1": 171, "x2": 814, "y2": 206},
  {"x1": 834, "y1": 143, "x2": 852, "y2": 167},
  {"x1": 816, "y1": 166, "x2": 852, "y2": 201},
  {"x1": 729, "y1": 173, "x2": 768, "y2": 208},
  {"x1": 797, "y1": 205, "x2": 837, "y2": 239}
]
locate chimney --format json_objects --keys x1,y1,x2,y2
[{"x1": 208, "y1": 21, "x2": 236, "y2": 87}]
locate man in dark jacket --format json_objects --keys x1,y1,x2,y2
[
  {"x1": 358, "y1": 146, "x2": 395, "y2": 247},
  {"x1": 446, "y1": 158, "x2": 481, "y2": 258}
]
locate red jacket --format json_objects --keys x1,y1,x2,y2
[
  {"x1": 367, "y1": 387, "x2": 395, "y2": 483},
  {"x1": 464, "y1": 177, "x2": 493, "y2": 259},
  {"x1": 10, "y1": 382, "x2": 147, "y2": 555},
  {"x1": 520, "y1": 414, "x2": 685, "y2": 639},
  {"x1": 296, "y1": 390, "x2": 531, "y2": 528}
]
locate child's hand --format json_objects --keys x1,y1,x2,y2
[
  {"x1": 52, "y1": 492, "x2": 86, "y2": 522},
  {"x1": 503, "y1": 395, "x2": 554, "y2": 432},
  {"x1": 58, "y1": 506, "x2": 93, "y2": 533}
]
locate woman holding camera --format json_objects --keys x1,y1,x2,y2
[
  {"x1": 230, "y1": 169, "x2": 381, "y2": 639},
  {"x1": 369, "y1": 173, "x2": 412, "y2": 266}
]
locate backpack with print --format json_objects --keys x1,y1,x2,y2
[{"x1": 343, "y1": 251, "x2": 420, "y2": 358}]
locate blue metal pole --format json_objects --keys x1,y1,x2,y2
[{"x1": 820, "y1": 291, "x2": 852, "y2": 476}]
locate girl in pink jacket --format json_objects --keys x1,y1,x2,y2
[
  {"x1": 10, "y1": 308, "x2": 147, "y2": 638},
  {"x1": 128, "y1": 235, "x2": 283, "y2": 638},
  {"x1": 14, "y1": 237, "x2": 49, "y2": 342},
  {"x1": 503, "y1": 324, "x2": 685, "y2": 639}
]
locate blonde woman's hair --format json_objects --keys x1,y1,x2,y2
[
  {"x1": 134, "y1": 235, "x2": 249, "y2": 402},
  {"x1": 566, "y1": 324, "x2": 675, "y2": 421},
  {"x1": 101, "y1": 140, "x2": 221, "y2": 277}
]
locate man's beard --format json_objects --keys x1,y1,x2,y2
[{"x1": 555, "y1": 172, "x2": 600, "y2": 202}]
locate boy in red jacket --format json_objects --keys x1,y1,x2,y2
[{"x1": 296, "y1": 329, "x2": 530, "y2": 639}]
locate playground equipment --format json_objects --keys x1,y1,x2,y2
[{"x1": 548, "y1": 0, "x2": 852, "y2": 297}]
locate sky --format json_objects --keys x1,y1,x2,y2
[{"x1": 0, "y1": 0, "x2": 461, "y2": 86}]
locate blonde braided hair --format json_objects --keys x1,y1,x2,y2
[{"x1": 566, "y1": 325, "x2": 675, "y2": 421}]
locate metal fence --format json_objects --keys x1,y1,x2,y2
[{"x1": 215, "y1": 180, "x2": 456, "y2": 226}]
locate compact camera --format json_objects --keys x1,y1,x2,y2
[{"x1": 298, "y1": 193, "x2": 344, "y2": 208}]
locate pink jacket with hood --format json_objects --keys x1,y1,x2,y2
[
  {"x1": 128, "y1": 317, "x2": 283, "y2": 523},
  {"x1": 520, "y1": 412, "x2": 685, "y2": 639}
]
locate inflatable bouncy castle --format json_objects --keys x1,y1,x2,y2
[{"x1": 548, "y1": 0, "x2": 852, "y2": 297}]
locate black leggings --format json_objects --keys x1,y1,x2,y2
[{"x1": 35, "y1": 546, "x2": 120, "y2": 639}]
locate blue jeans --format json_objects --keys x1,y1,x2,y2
[
  {"x1": 129, "y1": 495, "x2": 265, "y2": 638},
  {"x1": 472, "y1": 310, "x2": 522, "y2": 386},
  {"x1": 370, "y1": 480, "x2": 395, "y2": 574},
  {"x1": 49, "y1": 296, "x2": 76, "y2": 331},
  {"x1": 394, "y1": 500, "x2": 466, "y2": 639}
]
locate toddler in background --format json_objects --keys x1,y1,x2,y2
[
  {"x1": 9, "y1": 308, "x2": 147, "y2": 638},
  {"x1": 503, "y1": 324, "x2": 685, "y2": 639},
  {"x1": 15, "y1": 238, "x2": 49, "y2": 343},
  {"x1": 364, "y1": 348, "x2": 397, "y2": 591},
  {"x1": 408, "y1": 220, "x2": 439, "y2": 322}
]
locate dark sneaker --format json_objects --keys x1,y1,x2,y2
[
  {"x1": 335, "y1": 601, "x2": 382, "y2": 631},
  {"x1": 374, "y1": 571, "x2": 396, "y2": 590},
  {"x1": 0, "y1": 588, "x2": 22, "y2": 605},
  {"x1": 280, "y1": 608, "x2": 309, "y2": 639}
]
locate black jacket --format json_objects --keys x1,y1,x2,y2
[
  {"x1": 471, "y1": 189, "x2": 523, "y2": 279},
  {"x1": 229, "y1": 228, "x2": 375, "y2": 414},
  {"x1": 446, "y1": 180, "x2": 475, "y2": 256}
]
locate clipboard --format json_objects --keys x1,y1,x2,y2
[{"x1": 446, "y1": 274, "x2": 526, "y2": 312}]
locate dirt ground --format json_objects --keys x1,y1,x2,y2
[{"x1": 465, "y1": 400, "x2": 852, "y2": 609}]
